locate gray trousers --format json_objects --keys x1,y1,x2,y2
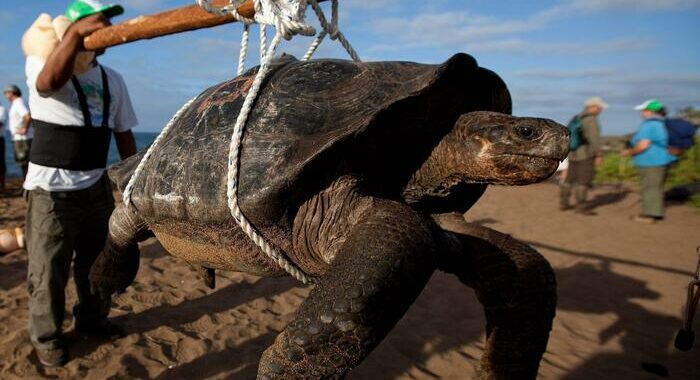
[
  {"x1": 26, "y1": 175, "x2": 114, "y2": 349},
  {"x1": 560, "y1": 158, "x2": 595, "y2": 208},
  {"x1": 638, "y1": 166, "x2": 668, "y2": 218}
]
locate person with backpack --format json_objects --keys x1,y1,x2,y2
[
  {"x1": 560, "y1": 96, "x2": 607, "y2": 214},
  {"x1": 662, "y1": 108, "x2": 697, "y2": 156},
  {"x1": 623, "y1": 99, "x2": 678, "y2": 224}
]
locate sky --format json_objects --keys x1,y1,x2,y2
[{"x1": 0, "y1": 0, "x2": 699, "y2": 135}]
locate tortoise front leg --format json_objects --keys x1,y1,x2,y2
[
  {"x1": 434, "y1": 213, "x2": 556, "y2": 380},
  {"x1": 258, "y1": 200, "x2": 437, "y2": 379}
]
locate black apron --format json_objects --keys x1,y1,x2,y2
[{"x1": 29, "y1": 65, "x2": 112, "y2": 171}]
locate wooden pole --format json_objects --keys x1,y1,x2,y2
[
  {"x1": 85, "y1": 0, "x2": 241, "y2": 51},
  {"x1": 84, "y1": 0, "x2": 329, "y2": 51}
]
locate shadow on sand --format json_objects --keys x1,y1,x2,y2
[
  {"x1": 71, "y1": 277, "x2": 299, "y2": 371},
  {"x1": 152, "y1": 332, "x2": 277, "y2": 379},
  {"x1": 587, "y1": 188, "x2": 631, "y2": 210},
  {"x1": 355, "y1": 241, "x2": 694, "y2": 379},
  {"x1": 556, "y1": 260, "x2": 691, "y2": 379},
  {"x1": 0, "y1": 256, "x2": 26, "y2": 291},
  {"x1": 69, "y1": 240, "x2": 694, "y2": 379}
]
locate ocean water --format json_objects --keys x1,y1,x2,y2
[{"x1": 2, "y1": 132, "x2": 158, "y2": 178}]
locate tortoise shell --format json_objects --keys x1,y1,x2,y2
[{"x1": 111, "y1": 53, "x2": 511, "y2": 231}]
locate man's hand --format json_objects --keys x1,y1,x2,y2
[
  {"x1": 17, "y1": 114, "x2": 31, "y2": 136},
  {"x1": 36, "y1": 13, "x2": 111, "y2": 95},
  {"x1": 66, "y1": 14, "x2": 111, "y2": 47},
  {"x1": 595, "y1": 155, "x2": 604, "y2": 167}
]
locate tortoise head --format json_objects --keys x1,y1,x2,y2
[
  {"x1": 451, "y1": 111, "x2": 569, "y2": 185},
  {"x1": 410, "y1": 111, "x2": 569, "y2": 191}
]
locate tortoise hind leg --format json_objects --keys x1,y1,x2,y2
[
  {"x1": 258, "y1": 200, "x2": 437, "y2": 379},
  {"x1": 434, "y1": 213, "x2": 556, "y2": 380},
  {"x1": 89, "y1": 203, "x2": 152, "y2": 298}
]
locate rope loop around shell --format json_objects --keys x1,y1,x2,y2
[{"x1": 123, "y1": 0, "x2": 361, "y2": 285}]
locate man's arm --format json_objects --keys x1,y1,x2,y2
[
  {"x1": 17, "y1": 114, "x2": 32, "y2": 135},
  {"x1": 114, "y1": 130, "x2": 137, "y2": 160},
  {"x1": 582, "y1": 116, "x2": 603, "y2": 164},
  {"x1": 36, "y1": 14, "x2": 110, "y2": 96},
  {"x1": 623, "y1": 140, "x2": 652, "y2": 156}
]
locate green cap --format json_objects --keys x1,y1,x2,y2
[
  {"x1": 634, "y1": 99, "x2": 665, "y2": 113},
  {"x1": 65, "y1": 0, "x2": 124, "y2": 22}
]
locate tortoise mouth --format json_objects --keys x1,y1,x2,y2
[{"x1": 497, "y1": 153, "x2": 565, "y2": 162}]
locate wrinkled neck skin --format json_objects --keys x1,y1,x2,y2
[{"x1": 403, "y1": 130, "x2": 479, "y2": 205}]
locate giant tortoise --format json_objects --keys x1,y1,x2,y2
[{"x1": 91, "y1": 53, "x2": 568, "y2": 379}]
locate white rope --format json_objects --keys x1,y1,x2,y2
[
  {"x1": 125, "y1": 0, "x2": 361, "y2": 285},
  {"x1": 123, "y1": 96, "x2": 198, "y2": 207},
  {"x1": 301, "y1": 30, "x2": 325, "y2": 61},
  {"x1": 224, "y1": 31, "x2": 313, "y2": 284},
  {"x1": 260, "y1": 24, "x2": 268, "y2": 62},
  {"x1": 237, "y1": 24, "x2": 250, "y2": 75}
]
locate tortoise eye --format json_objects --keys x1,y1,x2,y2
[{"x1": 517, "y1": 126, "x2": 539, "y2": 140}]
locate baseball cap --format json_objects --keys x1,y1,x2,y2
[
  {"x1": 64, "y1": 0, "x2": 124, "y2": 22},
  {"x1": 634, "y1": 99, "x2": 665, "y2": 112},
  {"x1": 584, "y1": 96, "x2": 609, "y2": 109},
  {"x1": 3, "y1": 85, "x2": 21, "y2": 95}
]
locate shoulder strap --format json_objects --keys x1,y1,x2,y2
[
  {"x1": 71, "y1": 76, "x2": 93, "y2": 128},
  {"x1": 70, "y1": 65, "x2": 112, "y2": 128},
  {"x1": 100, "y1": 65, "x2": 111, "y2": 128}
]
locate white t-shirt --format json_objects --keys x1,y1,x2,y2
[
  {"x1": 0, "y1": 105, "x2": 5, "y2": 137},
  {"x1": 9, "y1": 97, "x2": 32, "y2": 141},
  {"x1": 24, "y1": 56, "x2": 138, "y2": 192}
]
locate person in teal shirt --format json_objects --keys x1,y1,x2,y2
[{"x1": 623, "y1": 99, "x2": 677, "y2": 223}]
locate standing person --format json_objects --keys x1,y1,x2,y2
[
  {"x1": 23, "y1": 1, "x2": 137, "y2": 367},
  {"x1": 560, "y1": 96, "x2": 607, "y2": 214},
  {"x1": 0, "y1": 102, "x2": 6, "y2": 193},
  {"x1": 623, "y1": 99, "x2": 677, "y2": 224},
  {"x1": 3, "y1": 85, "x2": 33, "y2": 178}
]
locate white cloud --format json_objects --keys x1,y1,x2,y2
[
  {"x1": 469, "y1": 37, "x2": 654, "y2": 55},
  {"x1": 365, "y1": 0, "x2": 697, "y2": 55},
  {"x1": 342, "y1": 0, "x2": 400, "y2": 10},
  {"x1": 569, "y1": 0, "x2": 700, "y2": 11},
  {"x1": 372, "y1": 10, "x2": 555, "y2": 47},
  {"x1": 515, "y1": 68, "x2": 618, "y2": 79}
]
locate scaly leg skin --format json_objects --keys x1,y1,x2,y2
[
  {"x1": 89, "y1": 203, "x2": 152, "y2": 298},
  {"x1": 257, "y1": 200, "x2": 438, "y2": 379},
  {"x1": 434, "y1": 213, "x2": 556, "y2": 380}
]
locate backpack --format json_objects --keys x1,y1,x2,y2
[
  {"x1": 665, "y1": 118, "x2": 697, "y2": 155},
  {"x1": 567, "y1": 116, "x2": 585, "y2": 151}
]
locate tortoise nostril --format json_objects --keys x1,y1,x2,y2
[{"x1": 518, "y1": 126, "x2": 537, "y2": 140}]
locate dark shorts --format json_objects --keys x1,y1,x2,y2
[
  {"x1": 0, "y1": 137, "x2": 6, "y2": 176},
  {"x1": 565, "y1": 158, "x2": 595, "y2": 187},
  {"x1": 13, "y1": 139, "x2": 32, "y2": 165}
]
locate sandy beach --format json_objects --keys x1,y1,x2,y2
[{"x1": 1, "y1": 178, "x2": 698, "y2": 379}]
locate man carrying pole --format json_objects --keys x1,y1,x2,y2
[{"x1": 23, "y1": 1, "x2": 138, "y2": 367}]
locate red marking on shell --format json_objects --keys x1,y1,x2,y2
[{"x1": 196, "y1": 75, "x2": 256, "y2": 114}]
